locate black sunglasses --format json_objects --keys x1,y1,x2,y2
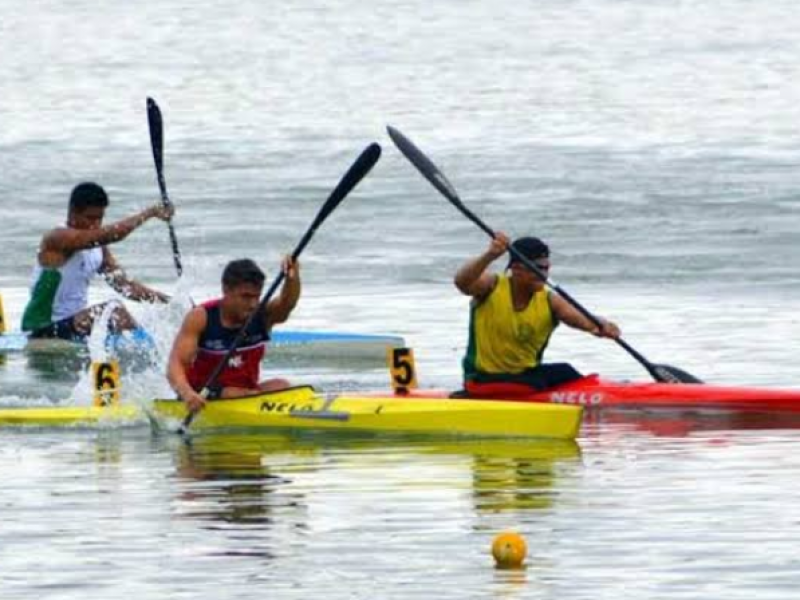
[{"x1": 511, "y1": 261, "x2": 550, "y2": 271}]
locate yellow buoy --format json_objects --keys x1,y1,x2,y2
[{"x1": 491, "y1": 531, "x2": 527, "y2": 568}]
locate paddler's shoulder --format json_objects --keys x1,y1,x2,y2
[
  {"x1": 37, "y1": 226, "x2": 77, "y2": 266},
  {"x1": 472, "y1": 273, "x2": 501, "y2": 305},
  {"x1": 40, "y1": 224, "x2": 104, "y2": 256},
  {"x1": 182, "y1": 305, "x2": 209, "y2": 333}
]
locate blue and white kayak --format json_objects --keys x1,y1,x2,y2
[
  {"x1": 0, "y1": 329, "x2": 156, "y2": 355},
  {"x1": 0, "y1": 329, "x2": 404, "y2": 360},
  {"x1": 270, "y1": 329, "x2": 405, "y2": 359}
]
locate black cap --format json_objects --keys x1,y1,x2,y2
[
  {"x1": 69, "y1": 182, "x2": 109, "y2": 210},
  {"x1": 507, "y1": 236, "x2": 549, "y2": 269}
]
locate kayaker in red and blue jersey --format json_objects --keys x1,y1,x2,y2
[
  {"x1": 21, "y1": 182, "x2": 172, "y2": 341},
  {"x1": 455, "y1": 233, "x2": 620, "y2": 397},
  {"x1": 167, "y1": 258, "x2": 300, "y2": 411}
]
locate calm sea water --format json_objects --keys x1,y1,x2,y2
[{"x1": 3, "y1": 0, "x2": 800, "y2": 597}]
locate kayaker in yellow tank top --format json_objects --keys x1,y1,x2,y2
[{"x1": 455, "y1": 233, "x2": 620, "y2": 396}]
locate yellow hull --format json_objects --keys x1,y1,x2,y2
[
  {"x1": 0, "y1": 405, "x2": 141, "y2": 426},
  {"x1": 0, "y1": 387, "x2": 582, "y2": 440},
  {"x1": 152, "y1": 386, "x2": 582, "y2": 440}
]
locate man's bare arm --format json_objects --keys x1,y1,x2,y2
[
  {"x1": 101, "y1": 249, "x2": 169, "y2": 303},
  {"x1": 40, "y1": 204, "x2": 173, "y2": 266},
  {"x1": 167, "y1": 308, "x2": 207, "y2": 411},
  {"x1": 265, "y1": 257, "x2": 301, "y2": 327}
]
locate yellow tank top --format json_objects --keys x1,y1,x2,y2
[{"x1": 463, "y1": 274, "x2": 557, "y2": 379}]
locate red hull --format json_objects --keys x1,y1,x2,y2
[{"x1": 392, "y1": 375, "x2": 800, "y2": 413}]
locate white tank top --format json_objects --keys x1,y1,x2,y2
[{"x1": 29, "y1": 246, "x2": 104, "y2": 321}]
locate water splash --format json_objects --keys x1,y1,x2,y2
[
  {"x1": 67, "y1": 303, "x2": 119, "y2": 406},
  {"x1": 66, "y1": 299, "x2": 185, "y2": 407}
]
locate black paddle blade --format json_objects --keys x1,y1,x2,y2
[
  {"x1": 617, "y1": 338, "x2": 702, "y2": 384},
  {"x1": 652, "y1": 364, "x2": 704, "y2": 384},
  {"x1": 387, "y1": 126, "x2": 461, "y2": 204},
  {"x1": 387, "y1": 126, "x2": 496, "y2": 239},
  {"x1": 146, "y1": 97, "x2": 165, "y2": 180},
  {"x1": 146, "y1": 96, "x2": 183, "y2": 277}
]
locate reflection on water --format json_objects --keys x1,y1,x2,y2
[
  {"x1": 174, "y1": 435, "x2": 307, "y2": 540},
  {"x1": 22, "y1": 352, "x2": 87, "y2": 382},
  {"x1": 93, "y1": 433, "x2": 124, "y2": 466},
  {"x1": 471, "y1": 442, "x2": 579, "y2": 512},
  {"x1": 492, "y1": 568, "x2": 530, "y2": 599},
  {"x1": 4, "y1": 413, "x2": 800, "y2": 598},
  {"x1": 172, "y1": 433, "x2": 582, "y2": 536},
  {"x1": 584, "y1": 408, "x2": 800, "y2": 438}
]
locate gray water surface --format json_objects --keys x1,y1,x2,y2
[{"x1": 3, "y1": 0, "x2": 800, "y2": 597}]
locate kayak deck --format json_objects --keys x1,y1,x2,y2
[
  {"x1": 152, "y1": 386, "x2": 582, "y2": 440},
  {"x1": 0, "y1": 387, "x2": 582, "y2": 440}
]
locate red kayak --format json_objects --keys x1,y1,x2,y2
[
  {"x1": 536, "y1": 374, "x2": 800, "y2": 412},
  {"x1": 386, "y1": 374, "x2": 800, "y2": 413}
]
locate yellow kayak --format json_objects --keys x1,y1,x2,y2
[
  {"x1": 0, "y1": 405, "x2": 141, "y2": 426},
  {"x1": 0, "y1": 386, "x2": 582, "y2": 440},
  {"x1": 152, "y1": 386, "x2": 582, "y2": 440}
]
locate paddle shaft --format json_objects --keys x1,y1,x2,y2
[
  {"x1": 193, "y1": 196, "x2": 350, "y2": 393},
  {"x1": 147, "y1": 97, "x2": 184, "y2": 277},
  {"x1": 386, "y1": 125, "x2": 697, "y2": 384},
  {"x1": 177, "y1": 142, "x2": 383, "y2": 434},
  {"x1": 455, "y1": 190, "x2": 685, "y2": 382}
]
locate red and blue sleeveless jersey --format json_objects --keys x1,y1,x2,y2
[{"x1": 186, "y1": 299, "x2": 270, "y2": 391}]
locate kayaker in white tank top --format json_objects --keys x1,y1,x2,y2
[
  {"x1": 22, "y1": 182, "x2": 174, "y2": 340},
  {"x1": 25, "y1": 245, "x2": 103, "y2": 325}
]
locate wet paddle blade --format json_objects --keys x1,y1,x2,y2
[
  {"x1": 146, "y1": 96, "x2": 183, "y2": 277},
  {"x1": 387, "y1": 126, "x2": 461, "y2": 204},
  {"x1": 652, "y1": 364, "x2": 704, "y2": 384}
]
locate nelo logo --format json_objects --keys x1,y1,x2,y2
[
  {"x1": 260, "y1": 401, "x2": 315, "y2": 413},
  {"x1": 550, "y1": 391, "x2": 604, "y2": 406}
]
